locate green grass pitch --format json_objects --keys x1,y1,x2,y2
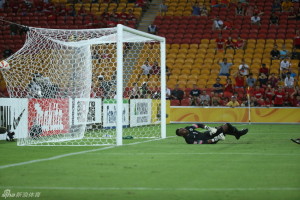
[{"x1": 0, "y1": 124, "x2": 299, "y2": 200}]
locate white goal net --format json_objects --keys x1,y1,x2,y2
[{"x1": 0, "y1": 25, "x2": 166, "y2": 146}]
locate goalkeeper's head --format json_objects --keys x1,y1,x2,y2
[{"x1": 176, "y1": 128, "x2": 189, "y2": 137}]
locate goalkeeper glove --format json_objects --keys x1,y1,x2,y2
[
  {"x1": 212, "y1": 133, "x2": 225, "y2": 142},
  {"x1": 204, "y1": 125, "x2": 217, "y2": 134}
]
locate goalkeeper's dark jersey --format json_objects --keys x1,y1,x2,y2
[{"x1": 183, "y1": 126, "x2": 211, "y2": 144}]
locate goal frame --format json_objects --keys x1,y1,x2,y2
[{"x1": 116, "y1": 24, "x2": 166, "y2": 145}]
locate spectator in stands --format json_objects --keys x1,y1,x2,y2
[
  {"x1": 279, "y1": 44, "x2": 290, "y2": 59},
  {"x1": 238, "y1": 59, "x2": 250, "y2": 76},
  {"x1": 159, "y1": 0, "x2": 168, "y2": 16},
  {"x1": 77, "y1": 5, "x2": 88, "y2": 16},
  {"x1": 119, "y1": 8, "x2": 129, "y2": 22},
  {"x1": 296, "y1": 7, "x2": 300, "y2": 20},
  {"x1": 235, "y1": 2, "x2": 245, "y2": 16},
  {"x1": 273, "y1": 87, "x2": 285, "y2": 107},
  {"x1": 201, "y1": 100, "x2": 210, "y2": 106},
  {"x1": 10, "y1": 24, "x2": 19, "y2": 35},
  {"x1": 251, "y1": 85, "x2": 264, "y2": 99},
  {"x1": 291, "y1": 47, "x2": 300, "y2": 59},
  {"x1": 288, "y1": 6, "x2": 297, "y2": 20},
  {"x1": 265, "y1": 84, "x2": 275, "y2": 100},
  {"x1": 268, "y1": 73, "x2": 279, "y2": 88},
  {"x1": 270, "y1": 45, "x2": 280, "y2": 60},
  {"x1": 189, "y1": 84, "x2": 201, "y2": 106},
  {"x1": 211, "y1": 92, "x2": 221, "y2": 106},
  {"x1": 253, "y1": 5, "x2": 264, "y2": 16},
  {"x1": 272, "y1": 0, "x2": 282, "y2": 12},
  {"x1": 259, "y1": 63, "x2": 269, "y2": 77},
  {"x1": 215, "y1": 33, "x2": 225, "y2": 51},
  {"x1": 235, "y1": 36, "x2": 246, "y2": 49},
  {"x1": 141, "y1": 60, "x2": 152, "y2": 78},
  {"x1": 226, "y1": 96, "x2": 240, "y2": 107},
  {"x1": 140, "y1": 82, "x2": 150, "y2": 98},
  {"x1": 166, "y1": 87, "x2": 171, "y2": 100},
  {"x1": 223, "y1": 20, "x2": 233, "y2": 30},
  {"x1": 251, "y1": 13, "x2": 261, "y2": 25},
  {"x1": 27, "y1": 73, "x2": 43, "y2": 98},
  {"x1": 200, "y1": 90, "x2": 210, "y2": 105},
  {"x1": 218, "y1": 58, "x2": 232, "y2": 77},
  {"x1": 213, "y1": 78, "x2": 224, "y2": 94},
  {"x1": 281, "y1": 0, "x2": 293, "y2": 12},
  {"x1": 130, "y1": 82, "x2": 140, "y2": 99},
  {"x1": 257, "y1": 73, "x2": 268, "y2": 88},
  {"x1": 245, "y1": 5, "x2": 254, "y2": 16},
  {"x1": 294, "y1": 30, "x2": 300, "y2": 49},
  {"x1": 225, "y1": 37, "x2": 236, "y2": 54},
  {"x1": 170, "y1": 84, "x2": 184, "y2": 105},
  {"x1": 280, "y1": 58, "x2": 291, "y2": 79},
  {"x1": 270, "y1": 12, "x2": 279, "y2": 25},
  {"x1": 292, "y1": 95, "x2": 300, "y2": 107},
  {"x1": 0, "y1": 0, "x2": 4, "y2": 9},
  {"x1": 102, "y1": 8, "x2": 110, "y2": 20},
  {"x1": 136, "y1": 0, "x2": 149, "y2": 11},
  {"x1": 127, "y1": 9, "x2": 137, "y2": 23},
  {"x1": 234, "y1": 71, "x2": 245, "y2": 88},
  {"x1": 200, "y1": 5, "x2": 209, "y2": 16},
  {"x1": 151, "y1": 61, "x2": 160, "y2": 75},
  {"x1": 224, "y1": 78, "x2": 234, "y2": 94},
  {"x1": 246, "y1": 73, "x2": 256, "y2": 88},
  {"x1": 148, "y1": 24, "x2": 158, "y2": 35},
  {"x1": 284, "y1": 72, "x2": 295, "y2": 88},
  {"x1": 192, "y1": 2, "x2": 201, "y2": 16},
  {"x1": 166, "y1": 66, "x2": 171, "y2": 79},
  {"x1": 3, "y1": 49, "x2": 13, "y2": 59},
  {"x1": 212, "y1": 16, "x2": 224, "y2": 30}
]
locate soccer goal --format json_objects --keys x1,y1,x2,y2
[{"x1": 0, "y1": 24, "x2": 166, "y2": 146}]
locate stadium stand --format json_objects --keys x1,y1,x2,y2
[{"x1": 0, "y1": 0, "x2": 299, "y2": 107}]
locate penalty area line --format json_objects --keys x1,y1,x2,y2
[
  {"x1": 0, "y1": 186, "x2": 299, "y2": 192},
  {"x1": 0, "y1": 137, "x2": 171, "y2": 170}
]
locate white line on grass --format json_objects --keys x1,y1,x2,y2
[
  {"x1": 0, "y1": 186, "x2": 299, "y2": 192},
  {"x1": 87, "y1": 152, "x2": 300, "y2": 156},
  {"x1": 0, "y1": 137, "x2": 168, "y2": 170}
]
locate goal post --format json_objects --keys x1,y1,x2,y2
[
  {"x1": 116, "y1": 25, "x2": 166, "y2": 145},
  {"x1": 0, "y1": 24, "x2": 166, "y2": 146}
]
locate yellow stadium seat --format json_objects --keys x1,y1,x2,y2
[
  {"x1": 175, "y1": 58, "x2": 185, "y2": 64},
  {"x1": 185, "y1": 58, "x2": 195, "y2": 65},
  {"x1": 171, "y1": 68, "x2": 181, "y2": 75},
  {"x1": 206, "y1": 49, "x2": 216, "y2": 54},
  {"x1": 176, "y1": 52, "x2": 187, "y2": 58},
  {"x1": 181, "y1": 68, "x2": 191, "y2": 75},
  {"x1": 191, "y1": 68, "x2": 201, "y2": 74},
  {"x1": 178, "y1": 74, "x2": 188, "y2": 80},
  {"x1": 180, "y1": 44, "x2": 189, "y2": 49},
  {"x1": 201, "y1": 39, "x2": 210, "y2": 44},
  {"x1": 169, "y1": 74, "x2": 179, "y2": 80},
  {"x1": 190, "y1": 44, "x2": 199, "y2": 49},
  {"x1": 197, "y1": 79, "x2": 207, "y2": 85},
  {"x1": 203, "y1": 58, "x2": 214, "y2": 64},
  {"x1": 194, "y1": 58, "x2": 204, "y2": 64},
  {"x1": 188, "y1": 48, "x2": 198, "y2": 54},
  {"x1": 201, "y1": 69, "x2": 211, "y2": 75},
  {"x1": 169, "y1": 48, "x2": 179, "y2": 54},
  {"x1": 188, "y1": 74, "x2": 199, "y2": 81},
  {"x1": 178, "y1": 48, "x2": 188, "y2": 54},
  {"x1": 247, "y1": 43, "x2": 256, "y2": 49},
  {"x1": 186, "y1": 80, "x2": 197, "y2": 88}
]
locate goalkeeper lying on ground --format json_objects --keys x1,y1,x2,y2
[{"x1": 176, "y1": 123, "x2": 248, "y2": 144}]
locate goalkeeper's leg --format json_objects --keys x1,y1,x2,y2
[{"x1": 212, "y1": 123, "x2": 248, "y2": 140}]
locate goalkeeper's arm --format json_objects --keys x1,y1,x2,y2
[{"x1": 190, "y1": 123, "x2": 217, "y2": 134}]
